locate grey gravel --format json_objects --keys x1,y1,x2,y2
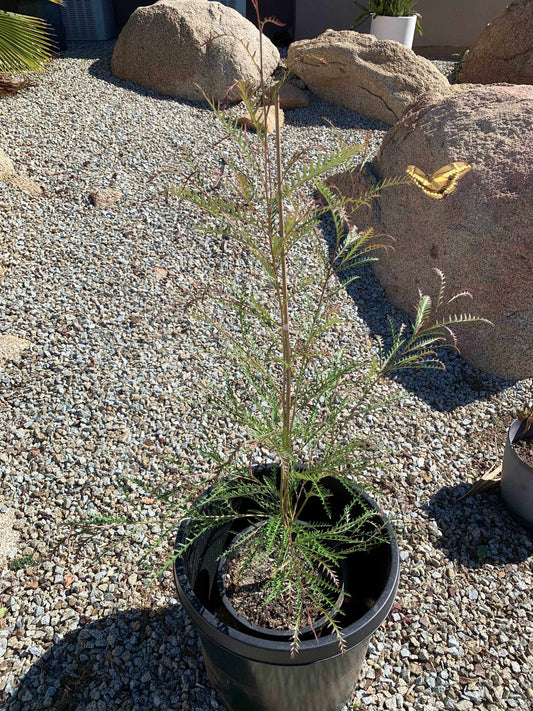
[{"x1": 1, "y1": 43, "x2": 532, "y2": 711}]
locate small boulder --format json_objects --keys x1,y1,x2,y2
[
  {"x1": 332, "y1": 84, "x2": 533, "y2": 379},
  {"x1": 0, "y1": 152, "x2": 43, "y2": 195},
  {"x1": 0, "y1": 334, "x2": 30, "y2": 365},
  {"x1": 0, "y1": 508, "x2": 20, "y2": 571},
  {"x1": 263, "y1": 82, "x2": 309, "y2": 109},
  {"x1": 0, "y1": 148, "x2": 15, "y2": 180},
  {"x1": 237, "y1": 104, "x2": 285, "y2": 133},
  {"x1": 111, "y1": 0, "x2": 280, "y2": 102},
  {"x1": 8, "y1": 175, "x2": 43, "y2": 197},
  {"x1": 89, "y1": 188, "x2": 123, "y2": 208},
  {"x1": 287, "y1": 30, "x2": 450, "y2": 125},
  {"x1": 457, "y1": 0, "x2": 533, "y2": 85}
]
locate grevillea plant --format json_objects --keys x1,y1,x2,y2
[{"x1": 168, "y1": 1, "x2": 482, "y2": 653}]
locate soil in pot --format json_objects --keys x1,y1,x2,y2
[
  {"x1": 222, "y1": 543, "x2": 326, "y2": 631},
  {"x1": 185, "y1": 466, "x2": 388, "y2": 638},
  {"x1": 512, "y1": 437, "x2": 533, "y2": 468},
  {"x1": 220, "y1": 527, "x2": 347, "y2": 635},
  {"x1": 193, "y1": 519, "x2": 386, "y2": 643}
]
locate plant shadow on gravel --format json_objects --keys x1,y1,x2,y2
[
  {"x1": 86, "y1": 53, "x2": 214, "y2": 112},
  {"x1": 425, "y1": 484, "x2": 533, "y2": 567},
  {"x1": 3, "y1": 605, "x2": 223, "y2": 711}
]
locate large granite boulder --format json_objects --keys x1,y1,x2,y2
[
  {"x1": 457, "y1": 0, "x2": 533, "y2": 85},
  {"x1": 111, "y1": 0, "x2": 280, "y2": 102},
  {"x1": 287, "y1": 30, "x2": 450, "y2": 125},
  {"x1": 334, "y1": 84, "x2": 533, "y2": 380}
]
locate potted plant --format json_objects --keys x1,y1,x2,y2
[
  {"x1": 71, "y1": 3, "x2": 488, "y2": 709},
  {"x1": 353, "y1": 1, "x2": 422, "y2": 49},
  {"x1": 500, "y1": 410, "x2": 533, "y2": 529},
  {"x1": 156, "y1": 2, "x2": 489, "y2": 708}
]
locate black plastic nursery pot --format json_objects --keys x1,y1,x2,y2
[
  {"x1": 501, "y1": 419, "x2": 533, "y2": 530},
  {"x1": 173, "y1": 467, "x2": 400, "y2": 711}
]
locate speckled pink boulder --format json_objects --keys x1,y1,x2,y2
[
  {"x1": 457, "y1": 0, "x2": 533, "y2": 85},
  {"x1": 345, "y1": 84, "x2": 533, "y2": 380},
  {"x1": 111, "y1": 0, "x2": 279, "y2": 102}
]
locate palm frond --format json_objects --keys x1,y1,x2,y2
[{"x1": 0, "y1": 10, "x2": 56, "y2": 75}]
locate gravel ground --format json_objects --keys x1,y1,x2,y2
[{"x1": 0, "y1": 42, "x2": 532, "y2": 711}]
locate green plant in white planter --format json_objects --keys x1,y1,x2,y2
[{"x1": 353, "y1": 0, "x2": 422, "y2": 47}]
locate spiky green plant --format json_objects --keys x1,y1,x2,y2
[
  {"x1": 166, "y1": 0, "x2": 485, "y2": 653},
  {"x1": 8, "y1": 554, "x2": 34, "y2": 571},
  {"x1": 0, "y1": 1, "x2": 62, "y2": 78}
]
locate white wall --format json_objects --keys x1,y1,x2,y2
[{"x1": 294, "y1": 0, "x2": 509, "y2": 54}]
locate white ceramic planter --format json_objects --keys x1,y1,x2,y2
[{"x1": 370, "y1": 14, "x2": 417, "y2": 48}]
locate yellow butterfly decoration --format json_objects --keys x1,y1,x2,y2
[{"x1": 405, "y1": 162, "x2": 472, "y2": 200}]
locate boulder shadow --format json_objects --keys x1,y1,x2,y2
[
  {"x1": 3, "y1": 605, "x2": 222, "y2": 711},
  {"x1": 425, "y1": 483, "x2": 533, "y2": 567},
  {"x1": 321, "y1": 211, "x2": 515, "y2": 412},
  {"x1": 81, "y1": 42, "x2": 211, "y2": 111},
  {"x1": 62, "y1": 40, "x2": 118, "y2": 61},
  {"x1": 80, "y1": 41, "x2": 389, "y2": 130},
  {"x1": 346, "y1": 262, "x2": 514, "y2": 411},
  {"x1": 283, "y1": 96, "x2": 391, "y2": 132}
]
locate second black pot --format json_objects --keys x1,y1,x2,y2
[
  {"x1": 501, "y1": 419, "x2": 533, "y2": 530},
  {"x1": 173, "y1": 468, "x2": 400, "y2": 711}
]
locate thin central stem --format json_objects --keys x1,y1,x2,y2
[{"x1": 274, "y1": 92, "x2": 292, "y2": 522}]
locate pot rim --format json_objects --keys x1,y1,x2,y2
[{"x1": 173, "y1": 485, "x2": 400, "y2": 665}]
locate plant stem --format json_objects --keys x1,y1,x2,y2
[
  {"x1": 253, "y1": 0, "x2": 290, "y2": 517},
  {"x1": 274, "y1": 92, "x2": 293, "y2": 524}
]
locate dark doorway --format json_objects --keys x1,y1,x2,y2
[
  {"x1": 113, "y1": 0, "x2": 156, "y2": 33},
  {"x1": 246, "y1": 0, "x2": 295, "y2": 45}
]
